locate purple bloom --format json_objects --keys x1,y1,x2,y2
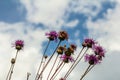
[
  {"x1": 92, "y1": 45, "x2": 105, "y2": 57},
  {"x1": 14, "y1": 40, "x2": 24, "y2": 50},
  {"x1": 85, "y1": 54, "x2": 100, "y2": 65},
  {"x1": 59, "y1": 78, "x2": 66, "y2": 80},
  {"x1": 83, "y1": 38, "x2": 96, "y2": 48},
  {"x1": 60, "y1": 54, "x2": 74, "y2": 63},
  {"x1": 45, "y1": 31, "x2": 58, "y2": 42}
]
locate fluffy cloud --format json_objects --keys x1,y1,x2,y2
[
  {"x1": 19, "y1": 0, "x2": 112, "y2": 29},
  {"x1": 1, "y1": 0, "x2": 119, "y2": 80},
  {"x1": 0, "y1": 22, "x2": 48, "y2": 80},
  {"x1": 86, "y1": 2, "x2": 120, "y2": 52}
]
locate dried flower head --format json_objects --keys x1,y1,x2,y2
[
  {"x1": 60, "y1": 54, "x2": 74, "y2": 63},
  {"x1": 57, "y1": 46, "x2": 66, "y2": 55},
  {"x1": 45, "y1": 31, "x2": 58, "y2": 41},
  {"x1": 68, "y1": 44, "x2": 77, "y2": 53},
  {"x1": 58, "y1": 31, "x2": 68, "y2": 41},
  {"x1": 14, "y1": 40, "x2": 24, "y2": 51},
  {"x1": 85, "y1": 54, "x2": 100, "y2": 65},
  {"x1": 83, "y1": 38, "x2": 96, "y2": 48}
]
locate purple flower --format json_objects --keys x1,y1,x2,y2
[
  {"x1": 60, "y1": 54, "x2": 74, "y2": 63},
  {"x1": 45, "y1": 31, "x2": 58, "y2": 41},
  {"x1": 85, "y1": 54, "x2": 100, "y2": 65},
  {"x1": 14, "y1": 40, "x2": 24, "y2": 50},
  {"x1": 59, "y1": 78, "x2": 66, "y2": 80},
  {"x1": 83, "y1": 38, "x2": 96, "y2": 48},
  {"x1": 92, "y1": 45, "x2": 105, "y2": 57}
]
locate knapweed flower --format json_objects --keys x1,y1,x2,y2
[
  {"x1": 57, "y1": 45, "x2": 66, "y2": 55},
  {"x1": 92, "y1": 45, "x2": 105, "y2": 58},
  {"x1": 85, "y1": 54, "x2": 100, "y2": 65},
  {"x1": 60, "y1": 54, "x2": 74, "y2": 63},
  {"x1": 69, "y1": 44, "x2": 77, "y2": 53},
  {"x1": 82, "y1": 38, "x2": 96, "y2": 48},
  {"x1": 45, "y1": 31, "x2": 58, "y2": 41},
  {"x1": 14, "y1": 40, "x2": 24, "y2": 51},
  {"x1": 58, "y1": 31, "x2": 68, "y2": 41},
  {"x1": 59, "y1": 78, "x2": 66, "y2": 80}
]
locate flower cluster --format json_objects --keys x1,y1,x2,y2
[{"x1": 6, "y1": 31, "x2": 106, "y2": 80}]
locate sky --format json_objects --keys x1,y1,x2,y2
[{"x1": 0, "y1": 0, "x2": 120, "y2": 80}]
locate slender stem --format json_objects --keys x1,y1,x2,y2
[
  {"x1": 37, "y1": 40, "x2": 61, "y2": 80},
  {"x1": 6, "y1": 64, "x2": 13, "y2": 80},
  {"x1": 52, "y1": 63, "x2": 65, "y2": 80},
  {"x1": 50, "y1": 62, "x2": 64, "y2": 80},
  {"x1": 56, "y1": 58, "x2": 61, "y2": 68},
  {"x1": 41, "y1": 58, "x2": 47, "y2": 80},
  {"x1": 35, "y1": 40, "x2": 50, "y2": 80},
  {"x1": 47, "y1": 54, "x2": 59, "y2": 80},
  {"x1": 27, "y1": 73, "x2": 31, "y2": 80},
  {"x1": 65, "y1": 48, "x2": 89, "y2": 79},
  {"x1": 6, "y1": 50, "x2": 19, "y2": 80},
  {"x1": 80, "y1": 65, "x2": 91, "y2": 80},
  {"x1": 64, "y1": 47, "x2": 84, "y2": 78},
  {"x1": 8, "y1": 65, "x2": 14, "y2": 80},
  {"x1": 84, "y1": 65, "x2": 95, "y2": 76}
]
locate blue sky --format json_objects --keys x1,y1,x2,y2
[{"x1": 0, "y1": 0, "x2": 120, "y2": 80}]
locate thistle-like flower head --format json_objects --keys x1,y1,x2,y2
[
  {"x1": 45, "y1": 31, "x2": 58, "y2": 42},
  {"x1": 58, "y1": 31, "x2": 68, "y2": 41},
  {"x1": 92, "y1": 45, "x2": 105, "y2": 58},
  {"x1": 83, "y1": 38, "x2": 96, "y2": 48},
  {"x1": 57, "y1": 46, "x2": 66, "y2": 55},
  {"x1": 14, "y1": 40, "x2": 24, "y2": 51},
  {"x1": 85, "y1": 54, "x2": 100, "y2": 65},
  {"x1": 60, "y1": 54, "x2": 74, "y2": 63}
]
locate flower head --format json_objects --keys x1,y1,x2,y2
[
  {"x1": 14, "y1": 40, "x2": 24, "y2": 51},
  {"x1": 82, "y1": 38, "x2": 96, "y2": 48},
  {"x1": 45, "y1": 31, "x2": 58, "y2": 42},
  {"x1": 58, "y1": 31, "x2": 68, "y2": 41},
  {"x1": 60, "y1": 54, "x2": 74, "y2": 63},
  {"x1": 57, "y1": 45, "x2": 66, "y2": 55},
  {"x1": 92, "y1": 45, "x2": 105, "y2": 58},
  {"x1": 70, "y1": 44, "x2": 77, "y2": 50},
  {"x1": 85, "y1": 54, "x2": 100, "y2": 65},
  {"x1": 59, "y1": 78, "x2": 66, "y2": 80}
]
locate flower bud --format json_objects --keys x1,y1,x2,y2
[{"x1": 11, "y1": 58, "x2": 15, "y2": 64}]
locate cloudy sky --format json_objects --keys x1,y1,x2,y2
[{"x1": 0, "y1": 0, "x2": 120, "y2": 80}]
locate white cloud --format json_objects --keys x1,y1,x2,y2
[
  {"x1": 86, "y1": 2, "x2": 120, "y2": 52},
  {"x1": 0, "y1": 0, "x2": 119, "y2": 80},
  {"x1": 19, "y1": 0, "x2": 111, "y2": 29},
  {"x1": 19, "y1": 0, "x2": 71, "y2": 29},
  {"x1": 0, "y1": 22, "x2": 48, "y2": 80},
  {"x1": 64, "y1": 19, "x2": 79, "y2": 28}
]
